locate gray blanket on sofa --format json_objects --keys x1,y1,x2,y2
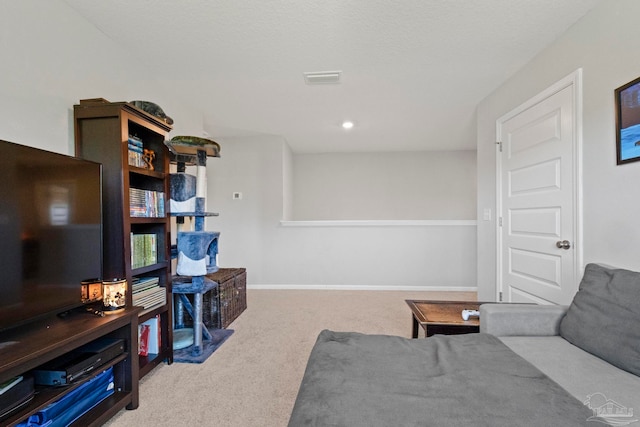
[{"x1": 288, "y1": 331, "x2": 594, "y2": 426}]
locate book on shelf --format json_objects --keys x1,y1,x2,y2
[
  {"x1": 128, "y1": 135, "x2": 143, "y2": 147},
  {"x1": 129, "y1": 188, "x2": 165, "y2": 218},
  {"x1": 128, "y1": 135, "x2": 145, "y2": 168},
  {"x1": 138, "y1": 324, "x2": 150, "y2": 356},
  {"x1": 134, "y1": 291, "x2": 166, "y2": 310},
  {"x1": 129, "y1": 153, "x2": 144, "y2": 168},
  {"x1": 130, "y1": 233, "x2": 158, "y2": 269},
  {"x1": 132, "y1": 276, "x2": 165, "y2": 310},
  {"x1": 131, "y1": 276, "x2": 160, "y2": 293},
  {"x1": 132, "y1": 285, "x2": 163, "y2": 301},
  {"x1": 138, "y1": 315, "x2": 161, "y2": 356},
  {"x1": 0, "y1": 376, "x2": 23, "y2": 395}
]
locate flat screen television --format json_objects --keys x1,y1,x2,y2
[{"x1": 0, "y1": 139, "x2": 102, "y2": 333}]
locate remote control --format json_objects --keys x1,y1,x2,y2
[{"x1": 461, "y1": 309, "x2": 480, "y2": 321}]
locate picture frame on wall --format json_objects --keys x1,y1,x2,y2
[{"x1": 615, "y1": 76, "x2": 640, "y2": 165}]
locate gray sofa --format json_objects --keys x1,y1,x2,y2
[
  {"x1": 289, "y1": 263, "x2": 640, "y2": 426},
  {"x1": 481, "y1": 263, "x2": 640, "y2": 423}
]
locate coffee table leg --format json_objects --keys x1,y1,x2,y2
[{"x1": 412, "y1": 315, "x2": 419, "y2": 339}]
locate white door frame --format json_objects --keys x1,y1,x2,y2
[{"x1": 495, "y1": 69, "x2": 584, "y2": 302}]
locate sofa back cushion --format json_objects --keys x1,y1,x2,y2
[{"x1": 560, "y1": 263, "x2": 640, "y2": 376}]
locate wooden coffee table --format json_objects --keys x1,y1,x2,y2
[{"x1": 405, "y1": 300, "x2": 487, "y2": 338}]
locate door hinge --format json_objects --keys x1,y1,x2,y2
[
  {"x1": 499, "y1": 292, "x2": 503, "y2": 302},
  {"x1": 498, "y1": 217, "x2": 503, "y2": 227},
  {"x1": 496, "y1": 141, "x2": 502, "y2": 152}
]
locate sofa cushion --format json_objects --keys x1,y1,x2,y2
[
  {"x1": 499, "y1": 336, "x2": 640, "y2": 412},
  {"x1": 559, "y1": 263, "x2": 640, "y2": 376}
]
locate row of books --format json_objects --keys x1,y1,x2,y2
[
  {"x1": 130, "y1": 188, "x2": 165, "y2": 218},
  {"x1": 138, "y1": 315, "x2": 161, "y2": 356},
  {"x1": 132, "y1": 277, "x2": 166, "y2": 310},
  {"x1": 130, "y1": 233, "x2": 157, "y2": 269},
  {"x1": 128, "y1": 135, "x2": 146, "y2": 168}
]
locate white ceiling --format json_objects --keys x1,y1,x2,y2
[{"x1": 63, "y1": 0, "x2": 602, "y2": 153}]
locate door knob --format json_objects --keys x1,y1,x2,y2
[{"x1": 556, "y1": 240, "x2": 571, "y2": 250}]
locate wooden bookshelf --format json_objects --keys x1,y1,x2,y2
[{"x1": 74, "y1": 99, "x2": 173, "y2": 379}]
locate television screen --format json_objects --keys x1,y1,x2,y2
[{"x1": 0, "y1": 140, "x2": 102, "y2": 332}]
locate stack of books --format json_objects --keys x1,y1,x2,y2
[
  {"x1": 130, "y1": 233, "x2": 157, "y2": 269},
  {"x1": 129, "y1": 188, "x2": 165, "y2": 217},
  {"x1": 127, "y1": 135, "x2": 144, "y2": 168},
  {"x1": 131, "y1": 277, "x2": 166, "y2": 310}
]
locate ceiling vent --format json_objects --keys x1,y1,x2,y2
[{"x1": 303, "y1": 71, "x2": 342, "y2": 85}]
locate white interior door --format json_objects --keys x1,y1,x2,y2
[{"x1": 496, "y1": 71, "x2": 582, "y2": 305}]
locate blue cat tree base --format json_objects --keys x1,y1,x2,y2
[
  {"x1": 173, "y1": 326, "x2": 234, "y2": 364},
  {"x1": 172, "y1": 276, "x2": 217, "y2": 358}
]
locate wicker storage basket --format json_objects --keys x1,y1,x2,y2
[
  {"x1": 215, "y1": 268, "x2": 246, "y2": 328},
  {"x1": 179, "y1": 268, "x2": 246, "y2": 329}
]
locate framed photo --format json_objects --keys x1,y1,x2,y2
[{"x1": 615, "y1": 76, "x2": 640, "y2": 164}]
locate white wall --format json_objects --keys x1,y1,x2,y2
[
  {"x1": 476, "y1": 0, "x2": 640, "y2": 300},
  {"x1": 293, "y1": 151, "x2": 476, "y2": 220},
  {"x1": 266, "y1": 222, "x2": 477, "y2": 289},
  {"x1": 0, "y1": 1, "x2": 202, "y2": 155},
  {"x1": 208, "y1": 138, "x2": 477, "y2": 290},
  {"x1": 206, "y1": 135, "x2": 288, "y2": 282}
]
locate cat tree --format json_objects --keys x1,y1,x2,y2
[{"x1": 165, "y1": 137, "x2": 221, "y2": 360}]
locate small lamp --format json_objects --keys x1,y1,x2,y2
[
  {"x1": 81, "y1": 278, "x2": 102, "y2": 303},
  {"x1": 102, "y1": 278, "x2": 127, "y2": 313}
]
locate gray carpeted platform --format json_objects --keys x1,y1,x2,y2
[{"x1": 173, "y1": 327, "x2": 234, "y2": 364}]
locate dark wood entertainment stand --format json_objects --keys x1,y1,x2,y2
[{"x1": 0, "y1": 306, "x2": 141, "y2": 426}]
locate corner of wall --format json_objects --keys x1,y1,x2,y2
[{"x1": 282, "y1": 140, "x2": 293, "y2": 221}]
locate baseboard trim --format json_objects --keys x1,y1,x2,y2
[{"x1": 247, "y1": 284, "x2": 478, "y2": 292}]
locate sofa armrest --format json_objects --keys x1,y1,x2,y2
[{"x1": 479, "y1": 304, "x2": 569, "y2": 336}]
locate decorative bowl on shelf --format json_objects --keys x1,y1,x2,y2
[
  {"x1": 165, "y1": 135, "x2": 221, "y2": 159},
  {"x1": 129, "y1": 100, "x2": 174, "y2": 125}
]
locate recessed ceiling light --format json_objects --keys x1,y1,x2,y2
[{"x1": 342, "y1": 121, "x2": 354, "y2": 130}]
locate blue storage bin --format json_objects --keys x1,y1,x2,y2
[{"x1": 17, "y1": 367, "x2": 114, "y2": 427}]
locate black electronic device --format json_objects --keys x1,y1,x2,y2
[{"x1": 32, "y1": 338, "x2": 124, "y2": 386}]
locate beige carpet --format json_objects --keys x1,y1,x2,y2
[{"x1": 105, "y1": 289, "x2": 476, "y2": 427}]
